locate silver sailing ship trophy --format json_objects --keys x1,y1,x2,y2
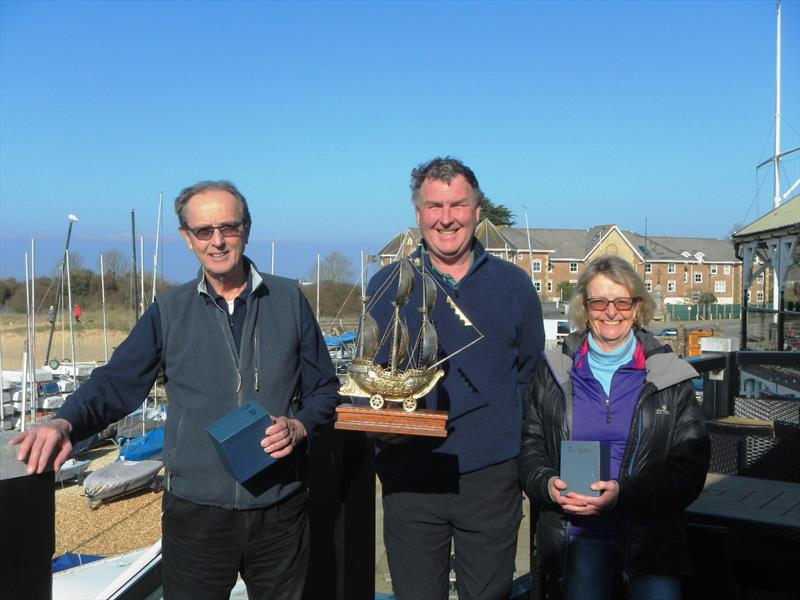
[{"x1": 336, "y1": 255, "x2": 483, "y2": 437}]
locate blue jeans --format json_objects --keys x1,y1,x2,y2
[{"x1": 558, "y1": 536, "x2": 681, "y2": 600}]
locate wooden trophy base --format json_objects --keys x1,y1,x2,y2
[{"x1": 334, "y1": 403, "x2": 448, "y2": 438}]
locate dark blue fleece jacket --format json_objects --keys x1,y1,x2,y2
[{"x1": 367, "y1": 242, "x2": 544, "y2": 488}]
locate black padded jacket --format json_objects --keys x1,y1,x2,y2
[{"x1": 519, "y1": 328, "x2": 710, "y2": 577}]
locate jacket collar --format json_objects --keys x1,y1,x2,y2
[
  {"x1": 195, "y1": 256, "x2": 264, "y2": 297},
  {"x1": 413, "y1": 239, "x2": 488, "y2": 284},
  {"x1": 548, "y1": 327, "x2": 697, "y2": 390}
]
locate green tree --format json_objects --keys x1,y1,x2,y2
[
  {"x1": 558, "y1": 281, "x2": 576, "y2": 302},
  {"x1": 698, "y1": 292, "x2": 717, "y2": 306},
  {"x1": 481, "y1": 197, "x2": 516, "y2": 226}
]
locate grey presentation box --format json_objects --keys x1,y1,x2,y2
[
  {"x1": 205, "y1": 402, "x2": 276, "y2": 483},
  {"x1": 560, "y1": 440, "x2": 609, "y2": 497}
]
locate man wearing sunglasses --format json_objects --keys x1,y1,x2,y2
[{"x1": 11, "y1": 180, "x2": 340, "y2": 600}]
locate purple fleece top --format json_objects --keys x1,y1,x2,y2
[{"x1": 567, "y1": 337, "x2": 646, "y2": 538}]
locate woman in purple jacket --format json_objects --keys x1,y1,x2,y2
[{"x1": 519, "y1": 256, "x2": 709, "y2": 600}]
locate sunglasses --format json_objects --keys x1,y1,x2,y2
[
  {"x1": 184, "y1": 222, "x2": 245, "y2": 241},
  {"x1": 586, "y1": 297, "x2": 639, "y2": 311}
]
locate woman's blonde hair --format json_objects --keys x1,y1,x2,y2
[{"x1": 567, "y1": 256, "x2": 656, "y2": 329}]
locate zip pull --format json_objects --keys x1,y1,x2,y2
[
  {"x1": 605, "y1": 398, "x2": 611, "y2": 423},
  {"x1": 235, "y1": 370, "x2": 242, "y2": 393},
  {"x1": 253, "y1": 330, "x2": 260, "y2": 391}
]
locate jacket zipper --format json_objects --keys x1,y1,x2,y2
[
  {"x1": 620, "y1": 382, "x2": 655, "y2": 576},
  {"x1": 206, "y1": 292, "x2": 245, "y2": 508}
]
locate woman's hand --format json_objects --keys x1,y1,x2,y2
[{"x1": 551, "y1": 478, "x2": 619, "y2": 516}]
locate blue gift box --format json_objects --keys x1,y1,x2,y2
[
  {"x1": 205, "y1": 402, "x2": 276, "y2": 483},
  {"x1": 560, "y1": 440, "x2": 609, "y2": 497}
]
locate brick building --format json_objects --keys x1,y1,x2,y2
[{"x1": 375, "y1": 222, "x2": 768, "y2": 310}]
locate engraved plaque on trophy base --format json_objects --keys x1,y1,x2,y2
[{"x1": 334, "y1": 403, "x2": 448, "y2": 438}]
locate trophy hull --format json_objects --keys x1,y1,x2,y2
[{"x1": 339, "y1": 360, "x2": 444, "y2": 403}]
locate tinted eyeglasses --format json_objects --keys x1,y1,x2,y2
[
  {"x1": 586, "y1": 297, "x2": 639, "y2": 311},
  {"x1": 184, "y1": 222, "x2": 244, "y2": 241}
]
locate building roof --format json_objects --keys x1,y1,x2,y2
[
  {"x1": 376, "y1": 229, "x2": 418, "y2": 257},
  {"x1": 376, "y1": 222, "x2": 737, "y2": 263},
  {"x1": 732, "y1": 194, "x2": 800, "y2": 239},
  {"x1": 625, "y1": 232, "x2": 737, "y2": 262}
]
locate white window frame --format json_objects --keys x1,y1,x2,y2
[
  {"x1": 534, "y1": 281, "x2": 542, "y2": 292},
  {"x1": 667, "y1": 281, "x2": 676, "y2": 293},
  {"x1": 667, "y1": 263, "x2": 676, "y2": 274},
  {"x1": 757, "y1": 273, "x2": 765, "y2": 284},
  {"x1": 644, "y1": 280, "x2": 652, "y2": 292},
  {"x1": 710, "y1": 264, "x2": 718, "y2": 275},
  {"x1": 747, "y1": 290, "x2": 752, "y2": 302},
  {"x1": 569, "y1": 262, "x2": 578, "y2": 273},
  {"x1": 546, "y1": 281, "x2": 552, "y2": 292},
  {"x1": 714, "y1": 281, "x2": 726, "y2": 293},
  {"x1": 723, "y1": 265, "x2": 731, "y2": 275},
  {"x1": 532, "y1": 260, "x2": 541, "y2": 273},
  {"x1": 644, "y1": 263, "x2": 652, "y2": 274},
  {"x1": 694, "y1": 273, "x2": 703, "y2": 284},
  {"x1": 756, "y1": 291, "x2": 764, "y2": 302},
  {"x1": 684, "y1": 272, "x2": 688, "y2": 284}
]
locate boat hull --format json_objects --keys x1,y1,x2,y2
[{"x1": 340, "y1": 360, "x2": 444, "y2": 405}]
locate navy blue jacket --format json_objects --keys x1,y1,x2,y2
[{"x1": 367, "y1": 242, "x2": 544, "y2": 488}]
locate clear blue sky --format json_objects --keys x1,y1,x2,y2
[{"x1": 1, "y1": 0, "x2": 798, "y2": 284}]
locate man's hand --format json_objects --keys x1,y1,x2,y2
[
  {"x1": 261, "y1": 416, "x2": 307, "y2": 459},
  {"x1": 551, "y1": 477, "x2": 620, "y2": 517},
  {"x1": 9, "y1": 418, "x2": 73, "y2": 475}
]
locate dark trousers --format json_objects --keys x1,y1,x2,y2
[
  {"x1": 382, "y1": 459, "x2": 522, "y2": 600},
  {"x1": 161, "y1": 491, "x2": 309, "y2": 600}
]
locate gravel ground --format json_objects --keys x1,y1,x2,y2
[
  {"x1": 54, "y1": 445, "x2": 163, "y2": 557},
  {"x1": 0, "y1": 325, "x2": 162, "y2": 558}
]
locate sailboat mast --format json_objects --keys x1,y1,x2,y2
[
  {"x1": 44, "y1": 214, "x2": 78, "y2": 365},
  {"x1": 140, "y1": 235, "x2": 145, "y2": 316},
  {"x1": 773, "y1": 0, "x2": 782, "y2": 210},
  {"x1": 24, "y1": 252, "x2": 37, "y2": 414},
  {"x1": 29, "y1": 240, "x2": 36, "y2": 381},
  {"x1": 65, "y1": 250, "x2": 78, "y2": 389},
  {"x1": 100, "y1": 254, "x2": 109, "y2": 362},
  {"x1": 130, "y1": 209, "x2": 139, "y2": 324},
  {"x1": 151, "y1": 192, "x2": 163, "y2": 303}
]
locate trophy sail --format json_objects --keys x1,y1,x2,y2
[
  {"x1": 393, "y1": 259, "x2": 415, "y2": 308},
  {"x1": 358, "y1": 313, "x2": 379, "y2": 360},
  {"x1": 421, "y1": 271, "x2": 437, "y2": 314},
  {"x1": 419, "y1": 318, "x2": 438, "y2": 368}
]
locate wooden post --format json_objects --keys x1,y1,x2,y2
[
  {"x1": 304, "y1": 425, "x2": 375, "y2": 599},
  {"x1": 0, "y1": 431, "x2": 55, "y2": 600}
]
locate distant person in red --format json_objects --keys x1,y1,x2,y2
[{"x1": 72, "y1": 304, "x2": 81, "y2": 323}]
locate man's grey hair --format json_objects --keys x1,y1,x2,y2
[
  {"x1": 568, "y1": 256, "x2": 656, "y2": 330},
  {"x1": 174, "y1": 180, "x2": 252, "y2": 229},
  {"x1": 410, "y1": 157, "x2": 484, "y2": 207}
]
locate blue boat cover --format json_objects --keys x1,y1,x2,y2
[
  {"x1": 120, "y1": 427, "x2": 164, "y2": 461},
  {"x1": 325, "y1": 331, "x2": 358, "y2": 346},
  {"x1": 52, "y1": 553, "x2": 104, "y2": 572}
]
